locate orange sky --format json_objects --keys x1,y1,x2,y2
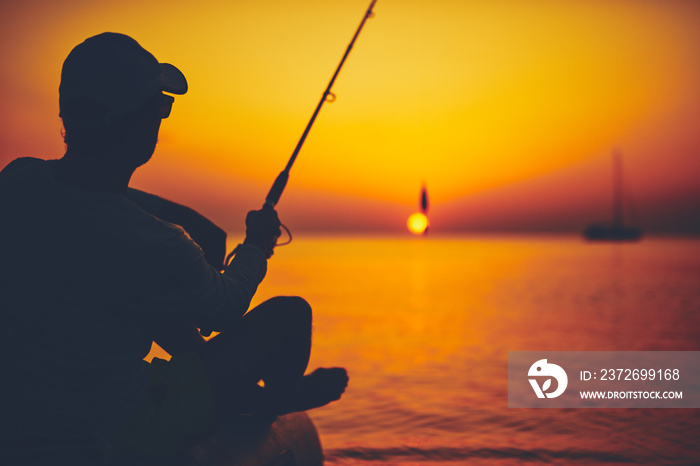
[{"x1": 1, "y1": 0, "x2": 699, "y2": 234}]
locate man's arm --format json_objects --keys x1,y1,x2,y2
[
  {"x1": 127, "y1": 189, "x2": 280, "y2": 348},
  {"x1": 158, "y1": 200, "x2": 227, "y2": 271},
  {"x1": 127, "y1": 189, "x2": 227, "y2": 270}
]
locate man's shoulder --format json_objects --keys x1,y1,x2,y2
[
  {"x1": 0, "y1": 157, "x2": 47, "y2": 178},
  {"x1": 0, "y1": 158, "x2": 51, "y2": 202}
]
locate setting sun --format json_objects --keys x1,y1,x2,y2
[{"x1": 407, "y1": 212, "x2": 429, "y2": 235}]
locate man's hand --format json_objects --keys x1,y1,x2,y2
[{"x1": 243, "y1": 209, "x2": 282, "y2": 259}]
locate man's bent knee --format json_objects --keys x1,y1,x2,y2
[
  {"x1": 253, "y1": 296, "x2": 312, "y2": 328},
  {"x1": 268, "y1": 296, "x2": 312, "y2": 326}
]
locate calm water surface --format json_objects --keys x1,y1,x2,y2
[{"x1": 163, "y1": 235, "x2": 700, "y2": 465}]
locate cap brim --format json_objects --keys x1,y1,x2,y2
[{"x1": 160, "y1": 63, "x2": 187, "y2": 95}]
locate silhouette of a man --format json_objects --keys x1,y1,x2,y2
[{"x1": 0, "y1": 32, "x2": 347, "y2": 461}]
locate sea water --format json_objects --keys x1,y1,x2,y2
[{"x1": 252, "y1": 235, "x2": 700, "y2": 465}]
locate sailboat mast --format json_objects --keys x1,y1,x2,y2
[{"x1": 612, "y1": 150, "x2": 623, "y2": 227}]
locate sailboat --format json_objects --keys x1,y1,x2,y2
[{"x1": 583, "y1": 150, "x2": 642, "y2": 241}]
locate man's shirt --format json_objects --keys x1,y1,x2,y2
[{"x1": 0, "y1": 157, "x2": 266, "y2": 440}]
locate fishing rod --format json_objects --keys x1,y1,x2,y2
[
  {"x1": 263, "y1": 0, "x2": 378, "y2": 211},
  {"x1": 225, "y1": 0, "x2": 377, "y2": 265}
]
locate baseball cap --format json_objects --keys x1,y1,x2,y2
[{"x1": 59, "y1": 32, "x2": 187, "y2": 127}]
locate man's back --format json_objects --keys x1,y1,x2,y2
[{"x1": 0, "y1": 157, "x2": 203, "y2": 440}]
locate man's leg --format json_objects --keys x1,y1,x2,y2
[{"x1": 196, "y1": 296, "x2": 347, "y2": 418}]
